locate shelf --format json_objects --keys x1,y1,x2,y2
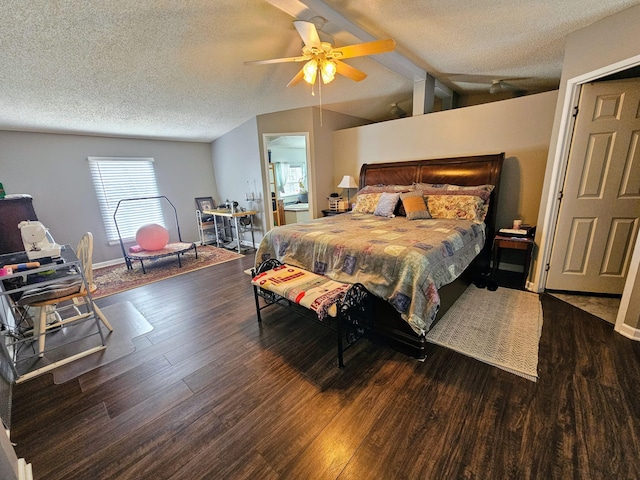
[{"x1": 196, "y1": 210, "x2": 219, "y2": 246}]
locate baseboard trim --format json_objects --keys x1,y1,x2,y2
[
  {"x1": 615, "y1": 322, "x2": 640, "y2": 341},
  {"x1": 94, "y1": 258, "x2": 126, "y2": 269}
]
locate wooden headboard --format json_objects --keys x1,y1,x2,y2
[{"x1": 359, "y1": 153, "x2": 505, "y2": 249}]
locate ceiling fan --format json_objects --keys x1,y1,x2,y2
[
  {"x1": 444, "y1": 74, "x2": 532, "y2": 94},
  {"x1": 244, "y1": 20, "x2": 396, "y2": 87}
]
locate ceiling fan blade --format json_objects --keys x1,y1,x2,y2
[
  {"x1": 335, "y1": 61, "x2": 367, "y2": 82},
  {"x1": 331, "y1": 39, "x2": 396, "y2": 60},
  {"x1": 286, "y1": 68, "x2": 305, "y2": 87},
  {"x1": 293, "y1": 20, "x2": 322, "y2": 49},
  {"x1": 244, "y1": 55, "x2": 307, "y2": 66}
]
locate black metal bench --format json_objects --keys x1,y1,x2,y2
[{"x1": 251, "y1": 259, "x2": 371, "y2": 368}]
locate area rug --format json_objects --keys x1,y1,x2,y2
[
  {"x1": 93, "y1": 245, "x2": 243, "y2": 298},
  {"x1": 425, "y1": 285, "x2": 543, "y2": 382},
  {"x1": 52, "y1": 301, "x2": 153, "y2": 384}
]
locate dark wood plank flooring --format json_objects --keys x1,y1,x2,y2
[{"x1": 10, "y1": 255, "x2": 640, "y2": 479}]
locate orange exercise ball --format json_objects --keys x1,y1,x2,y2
[{"x1": 136, "y1": 223, "x2": 169, "y2": 251}]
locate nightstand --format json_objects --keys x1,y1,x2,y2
[
  {"x1": 491, "y1": 234, "x2": 535, "y2": 290},
  {"x1": 322, "y1": 209, "x2": 349, "y2": 217}
]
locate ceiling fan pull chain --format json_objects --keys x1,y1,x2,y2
[{"x1": 319, "y1": 76, "x2": 323, "y2": 126}]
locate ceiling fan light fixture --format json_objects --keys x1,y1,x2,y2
[
  {"x1": 303, "y1": 60, "x2": 318, "y2": 84},
  {"x1": 320, "y1": 59, "x2": 337, "y2": 84}
]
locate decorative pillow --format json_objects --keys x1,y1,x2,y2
[
  {"x1": 427, "y1": 195, "x2": 487, "y2": 222},
  {"x1": 374, "y1": 192, "x2": 400, "y2": 218},
  {"x1": 400, "y1": 191, "x2": 431, "y2": 220},
  {"x1": 414, "y1": 182, "x2": 449, "y2": 190},
  {"x1": 356, "y1": 184, "x2": 414, "y2": 196},
  {"x1": 353, "y1": 192, "x2": 382, "y2": 214},
  {"x1": 418, "y1": 187, "x2": 492, "y2": 202},
  {"x1": 446, "y1": 184, "x2": 495, "y2": 193}
]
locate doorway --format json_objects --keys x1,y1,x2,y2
[
  {"x1": 546, "y1": 77, "x2": 640, "y2": 294},
  {"x1": 262, "y1": 133, "x2": 312, "y2": 229},
  {"x1": 537, "y1": 57, "x2": 640, "y2": 336}
]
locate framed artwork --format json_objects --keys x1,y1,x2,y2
[{"x1": 195, "y1": 197, "x2": 215, "y2": 211}]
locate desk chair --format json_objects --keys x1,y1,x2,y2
[{"x1": 23, "y1": 232, "x2": 113, "y2": 357}]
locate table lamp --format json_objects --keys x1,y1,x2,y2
[{"x1": 337, "y1": 175, "x2": 358, "y2": 209}]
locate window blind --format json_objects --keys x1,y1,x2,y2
[{"x1": 88, "y1": 157, "x2": 165, "y2": 244}]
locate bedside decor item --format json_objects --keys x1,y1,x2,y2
[
  {"x1": 328, "y1": 193, "x2": 343, "y2": 211},
  {"x1": 337, "y1": 175, "x2": 358, "y2": 208}
]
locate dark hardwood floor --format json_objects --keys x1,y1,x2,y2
[{"x1": 10, "y1": 254, "x2": 640, "y2": 479}]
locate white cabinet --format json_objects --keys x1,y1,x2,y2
[{"x1": 284, "y1": 209, "x2": 310, "y2": 224}]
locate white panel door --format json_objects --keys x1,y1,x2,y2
[{"x1": 546, "y1": 78, "x2": 640, "y2": 293}]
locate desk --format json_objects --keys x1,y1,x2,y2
[
  {"x1": 491, "y1": 234, "x2": 535, "y2": 290},
  {"x1": 203, "y1": 209, "x2": 257, "y2": 254},
  {"x1": 0, "y1": 247, "x2": 106, "y2": 382}
]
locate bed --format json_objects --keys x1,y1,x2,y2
[{"x1": 255, "y1": 153, "x2": 504, "y2": 358}]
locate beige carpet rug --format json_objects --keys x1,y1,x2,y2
[
  {"x1": 93, "y1": 245, "x2": 243, "y2": 298},
  {"x1": 426, "y1": 285, "x2": 543, "y2": 382}
]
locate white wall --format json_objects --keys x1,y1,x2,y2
[
  {"x1": 211, "y1": 116, "x2": 264, "y2": 244},
  {"x1": 253, "y1": 107, "x2": 369, "y2": 221},
  {"x1": 333, "y1": 91, "x2": 558, "y2": 236},
  {"x1": 313, "y1": 108, "x2": 372, "y2": 217},
  {"x1": 0, "y1": 131, "x2": 215, "y2": 262}
]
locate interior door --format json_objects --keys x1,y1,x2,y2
[{"x1": 546, "y1": 78, "x2": 640, "y2": 293}]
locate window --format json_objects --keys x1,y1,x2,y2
[
  {"x1": 275, "y1": 163, "x2": 307, "y2": 197},
  {"x1": 88, "y1": 157, "x2": 165, "y2": 244}
]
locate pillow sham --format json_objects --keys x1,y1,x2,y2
[
  {"x1": 413, "y1": 182, "x2": 448, "y2": 190},
  {"x1": 427, "y1": 194, "x2": 487, "y2": 222},
  {"x1": 353, "y1": 192, "x2": 382, "y2": 214},
  {"x1": 417, "y1": 187, "x2": 492, "y2": 202},
  {"x1": 445, "y1": 184, "x2": 495, "y2": 193},
  {"x1": 374, "y1": 192, "x2": 400, "y2": 218},
  {"x1": 400, "y1": 191, "x2": 431, "y2": 220},
  {"x1": 356, "y1": 184, "x2": 414, "y2": 196}
]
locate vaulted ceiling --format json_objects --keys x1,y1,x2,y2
[{"x1": 1, "y1": 0, "x2": 638, "y2": 142}]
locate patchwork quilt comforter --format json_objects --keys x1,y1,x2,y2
[{"x1": 255, "y1": 212, "x2": 486, "y2": 335}]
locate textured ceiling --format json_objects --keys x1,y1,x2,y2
[{"x1": 0, "y1": 0, "x2": 638, "y2": 142}]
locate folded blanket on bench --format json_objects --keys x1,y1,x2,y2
[{"x1": 252, "y1": 264, "x2": 351, "y2": 320}]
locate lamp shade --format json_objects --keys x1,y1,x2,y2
[{"x1": 337, "y1": 175, "x2": 358, "y2": 189}]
